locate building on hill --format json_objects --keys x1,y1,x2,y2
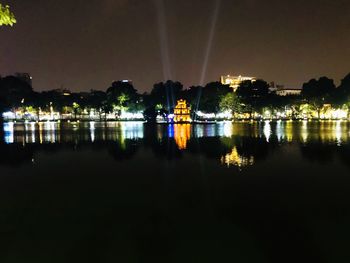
[{"x1": 220, "y1": 75, "x2": 256, "y2": 91}]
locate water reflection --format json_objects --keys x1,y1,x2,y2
[
  {"x1": 173, "y1": 124, "x2": 191, "y2": 150},
  {"x1": 3, "y1": 122, "x2": 14, "y2": 144},
  {"x1": 1, "y1": 121, "x2": 350, "y2": 169},
  {"x1": 263, "y1": 121, "x2": 271, "y2": 142},
  {"x1": 221, "y1": 146, "x2": 255, "y2": 169}
]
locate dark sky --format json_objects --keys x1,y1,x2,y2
[{"x1": 0, "y1": 0, "x2": 349, "y2": 92}]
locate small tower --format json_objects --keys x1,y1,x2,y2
[{"x1": 174, "y1": 100, "x2": 191, "y2": 123}]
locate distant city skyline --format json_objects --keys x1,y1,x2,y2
[{"x1": 1, "y1": 0, "x2": 349, "y2": 92}]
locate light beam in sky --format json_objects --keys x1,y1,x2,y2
[
  {"x1": 199, "y1": 0, "x2": 221, "y2": 86},
  {"x1": 154, "y1": 0, "x2": 172, "y2": 81}
]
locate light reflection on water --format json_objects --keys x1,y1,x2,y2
[
  {"x1": 2, "y1": 121, "x2": 350, "y2": 169},
  {"x1": 221, "y1": 146, "x2": 255, "y2": 169}
]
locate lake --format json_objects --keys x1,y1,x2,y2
[{"x1": 0, "y1": 121, "x2": 350, "y2": 262}]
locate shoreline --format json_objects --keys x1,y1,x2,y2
[{"x1": 1, "y1": 119, "x2": 350, "y2": 124}]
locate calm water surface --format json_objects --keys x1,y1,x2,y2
[{"x1": 0, "y1": 121, "x2": 350, "y2": 262}]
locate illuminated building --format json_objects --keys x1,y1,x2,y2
[
  {"x1": 269, "y1": 82, "x2": 285, "y2": 93},
  {"x1": 220, "y1": 75, "x2": 256, "y2": 91},
  {"x1": 276, "y1": 88, "x2": 302, "y2": 96},
  {"x1": 174, "y1": 99, "x2": 191, "y2": 123}
]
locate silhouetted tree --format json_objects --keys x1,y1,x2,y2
[
  {"x1": 149, "y1": 80, "x2": 183, "y2": 112},
  {"x1": 86, "y1": 90, "x2": 107, "y2": 120},
  {"x1": 236, "y1": 79, "x2": 270, "y2": 118},
  {"x1": 301, "y1": 77, "x2": 336, "y2": 118},
  {"x1": 334, "y1": 73, "x2": 350, "y2": 106},
  {"x1": 197, "y1": 82, "x2": 231, "y2": 113},
  {"x1": 0, "y1": 76, "x2": 34, "y2": 113}
]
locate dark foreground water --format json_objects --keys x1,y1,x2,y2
[{"x1": 0, "y1": 121, "x2": 350, "y2": 262}]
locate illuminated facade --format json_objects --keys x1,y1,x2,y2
[
  {"x1": 174, "y1": 100, "x2": 191, "y2": 123},
  {"x1": 276, "y1": 89, "x2": 302, "y2": 96},
  {"x1": 220, "y1": 75, "x2": 256, "y2": 91}
]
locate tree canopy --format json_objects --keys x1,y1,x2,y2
[
  {"x1": 106, "y1": 81, "x2": 140, "y2": 113},
  {"x1": 0, "y1": 76, "x2": 33, "y2": 112},
  {"x1": 236, "y1": 79, "x2": 270, "y2": 115},
  {"x1": 0, "y1": 4, "x2": 16, "y2": 26}
]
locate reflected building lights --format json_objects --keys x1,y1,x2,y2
[
  {"x1": 335, "y1": 120, "x2": 342, "y2": 146},
  {"x1": 222, "y1": 122, "x2": 233, "y2": 138},
  {"x1": 121, "y1": 122, "x2": 144, "y2": 140},
  {"x1": 221, "y1": 147, "x2": 254, "y2": 169},
  {"x1": 205, "y1": 124, "x2": 216, "y2": 137},
  {"x1": 263, "y1": 121, "x2": 271, "y2": 142},
  {"x1": 285, "y1": 121, "x2": 294, "y2": 142},
  {"x1": 3, "y1": 122, "x2": 14, "y2": 144},
  {"x1": 174, "y1": 124, "x2": 191, "y2": 150},
  {"x1": 276, "y1": 120, "x2": 283, "y2": 142},
  {"x1": 193, "y1": 125, "x2": 204, "y2": 138},
  {"x1": 2, "y1": 121, "x2": 350, "y2": 154},
  {"x1": 38, "y1": 122, "x2": 43, "y2": 144},
  {"x1": 24, "y1": 122, "x2": 36, "y2": 144},
  {"x1": 45, "y1": 122, "x2": 57, "y2": 143},
  {"x1": 90, "y1": 121, "x2": 95, "y2": 142},
  {"x1": 301, "y1": 120, "x2": 308, "y2": 143}
]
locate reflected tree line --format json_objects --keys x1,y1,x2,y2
[{"x1": 1, "y1": 123, "x2": 350, "y2": 169}]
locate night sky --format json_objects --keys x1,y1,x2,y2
[{"x1": 0, "y1": 0, "x2": 349, "y2": 92}]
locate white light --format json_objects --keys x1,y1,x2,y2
[
  {"x1": 90, "y1": 121, "x2": 95, "y2": 142},
  {"x1": 216, "y1": 111, "x2": 233, "y2": 119},
  {"x1": 222, "y1": 122, "x2": 233, "y2": 137},
  {"x1": 263, "y1": 121, "x2": 271, "y2": 142},
  {"x1": 120, "y1": 111, "x2": 144, "y2": 120},
  {"x1": 332, "y1": 109, "x2": 347, "y2": 120},
  {"x1": 335, "y1": 120, "x2": 342, "y2": 145},
  {"x1": 2, "y1": 112, "x2": 15, "y2": 119},
  {"x1": 196, "y1": 111, "x2": 216, "y2": 119}
]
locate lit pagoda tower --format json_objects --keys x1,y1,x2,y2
[{"x1": 174, "y1": 100, "x2": 191, "y2": 123}]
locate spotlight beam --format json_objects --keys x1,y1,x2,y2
[
  {"x1": 199, "y1": 0, "x2": 221, "y2": 86},
  {"x1": 154, "y1": 0, "x2": 172, "y2": 81}
]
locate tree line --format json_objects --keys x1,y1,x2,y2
[{"x1": 0, "y1": 73, "x2": 350, "y2": 121}]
